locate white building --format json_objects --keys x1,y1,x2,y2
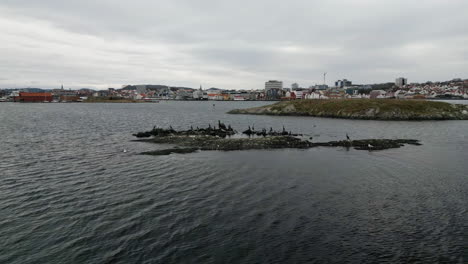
[
  {"x1": 265, "y1": 80, "x2": 283, "y2": 91},
  {"x1": 193, "y1": 86, "x2": 208, "y2": 100},
  {"x1": 293, "y1": 90, "x2": 304, "y2": 99},
  {"x1": 305, "y1": 91, "x2": 328, "y2": 99}
]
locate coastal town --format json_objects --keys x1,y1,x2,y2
[{"x1": 1, "y1": 77, "x2": 467, "y2": 103}]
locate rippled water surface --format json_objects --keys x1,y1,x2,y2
[{"x1": 0, "y1": 101, "x2": 466, "y2": 263}]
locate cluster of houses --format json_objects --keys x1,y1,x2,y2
[
  {"x1": 394, "y1": 80, "x2": 468, "y2": 99},
  {"x1": 112, "y1": 85, "x2": 267, "y2": 101},
  {"x1": 1, "y1": 78, "x2": 467, "y2": 103},
  {"x1": 0, "y1": 85, "x2": 267, "y2": 102},
  {"x1": 1, "y1": 87, "x2": 95, "y2": 103},
  {"x1": 265, "y1": 78, "x2": 468, "y2": 100}
]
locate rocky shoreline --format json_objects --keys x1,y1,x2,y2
[
  {"x1": 134, "y1": 124, "x2": 422, "y2": 155},
  {"x1": 228, "y1": 99, "x2": 468, "y2": 120}
]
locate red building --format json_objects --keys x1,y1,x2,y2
[{"x1": 14, "y1": 92, "x2": 53, "y2": 102}]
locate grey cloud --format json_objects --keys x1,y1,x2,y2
[{"x1": 0, "y1": 0, "x2": 467, "y2": 89}]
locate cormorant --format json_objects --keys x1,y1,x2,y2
[
  {"x1": 218, "y1": 120, "x2": 227, "y2": 130},
  {"x1": 243, "y1": 126, "x2": 253, "y2": 135}
]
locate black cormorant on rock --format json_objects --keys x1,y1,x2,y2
[{"x1": 218, "y1": 120, "x2": 227, "y2": 130}]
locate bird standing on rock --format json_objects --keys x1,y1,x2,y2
[
  {"x1": 242, "y1": 126, "x2": 252, "y2": 135},
  {"x1": 218, "y1": 120, "x2": 227, "y2": 130}
]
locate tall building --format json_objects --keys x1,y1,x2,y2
[
  {"x1": 265, "y1": 80, "x2": 283, "y2": 91},
  {"x1": 265, "y1": 80, "x2": 283, "y2": 100},
  {"x1": 395, "y1": 77, "x2": 407, "y2": 87},
  {"x1": 335, "y1": 79, "x2": 352, "y2": 88}
]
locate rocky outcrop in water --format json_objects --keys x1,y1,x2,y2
[
  {"x1": 134, "y1": 124, "x2": 422, "y2": 155},
  {"x1": 133, "y1": 121, "x2": 236, "y2": 138},
  {"x1": 228, "y1": 99, "x2": 468, "y2": 120}
]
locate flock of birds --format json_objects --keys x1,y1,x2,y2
[
  {"x1": 242, "y1": 125, "x2": 302, "y2": 137},
  {"x1": 125, "y1": 123, "x2": 373, "y2": 152}
]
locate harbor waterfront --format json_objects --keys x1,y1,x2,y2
[{"x1": 1, "y1": 101, "x2": 467, "y2": 263}]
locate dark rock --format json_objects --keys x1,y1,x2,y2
[
  {"x1": 140, "y1": 148, "x2": 199, "y2": 156},
  {"x1": 134, "y1": 125, "x2": 421, "y2": 155}
]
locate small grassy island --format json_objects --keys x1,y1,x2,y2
[
  {"x1": 228, "y1": 99, "x2": 468, "y2": 120},
  {"x1": 133, "y1": 123, "x2": 421, "y2": 156}
]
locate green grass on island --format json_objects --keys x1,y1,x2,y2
[{"x1": 228, "y1": 99, "x2": 468, "y2": 120}]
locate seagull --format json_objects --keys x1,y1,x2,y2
[
  {"x1": 368, "y1": 144, "x2": 373, "y2": 148},
  {"x1": 123, "y1": 149, "x2": 127, "y2": 153},
  {"x1": 346, "y1": 133, "x2": 350, "y2": 140}
]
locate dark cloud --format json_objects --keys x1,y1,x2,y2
[{"x1": 1, "y1": 0, "x2": 467, "y2": 89}]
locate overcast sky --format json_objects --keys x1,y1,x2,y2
[{"x1": 1, "y1": 0, "x2": 467, "y2": 90}]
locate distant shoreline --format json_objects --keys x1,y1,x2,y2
[{"x1": 2, "y1": 98, "x2": 467, "y2": 104}]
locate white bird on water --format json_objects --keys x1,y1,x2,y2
[
  {"x1": 368, "y1": 144, "x2": 373, "y2": 149},
  {"x1": 123, "y1": 149, "x2": 127, "y2": 153}
]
